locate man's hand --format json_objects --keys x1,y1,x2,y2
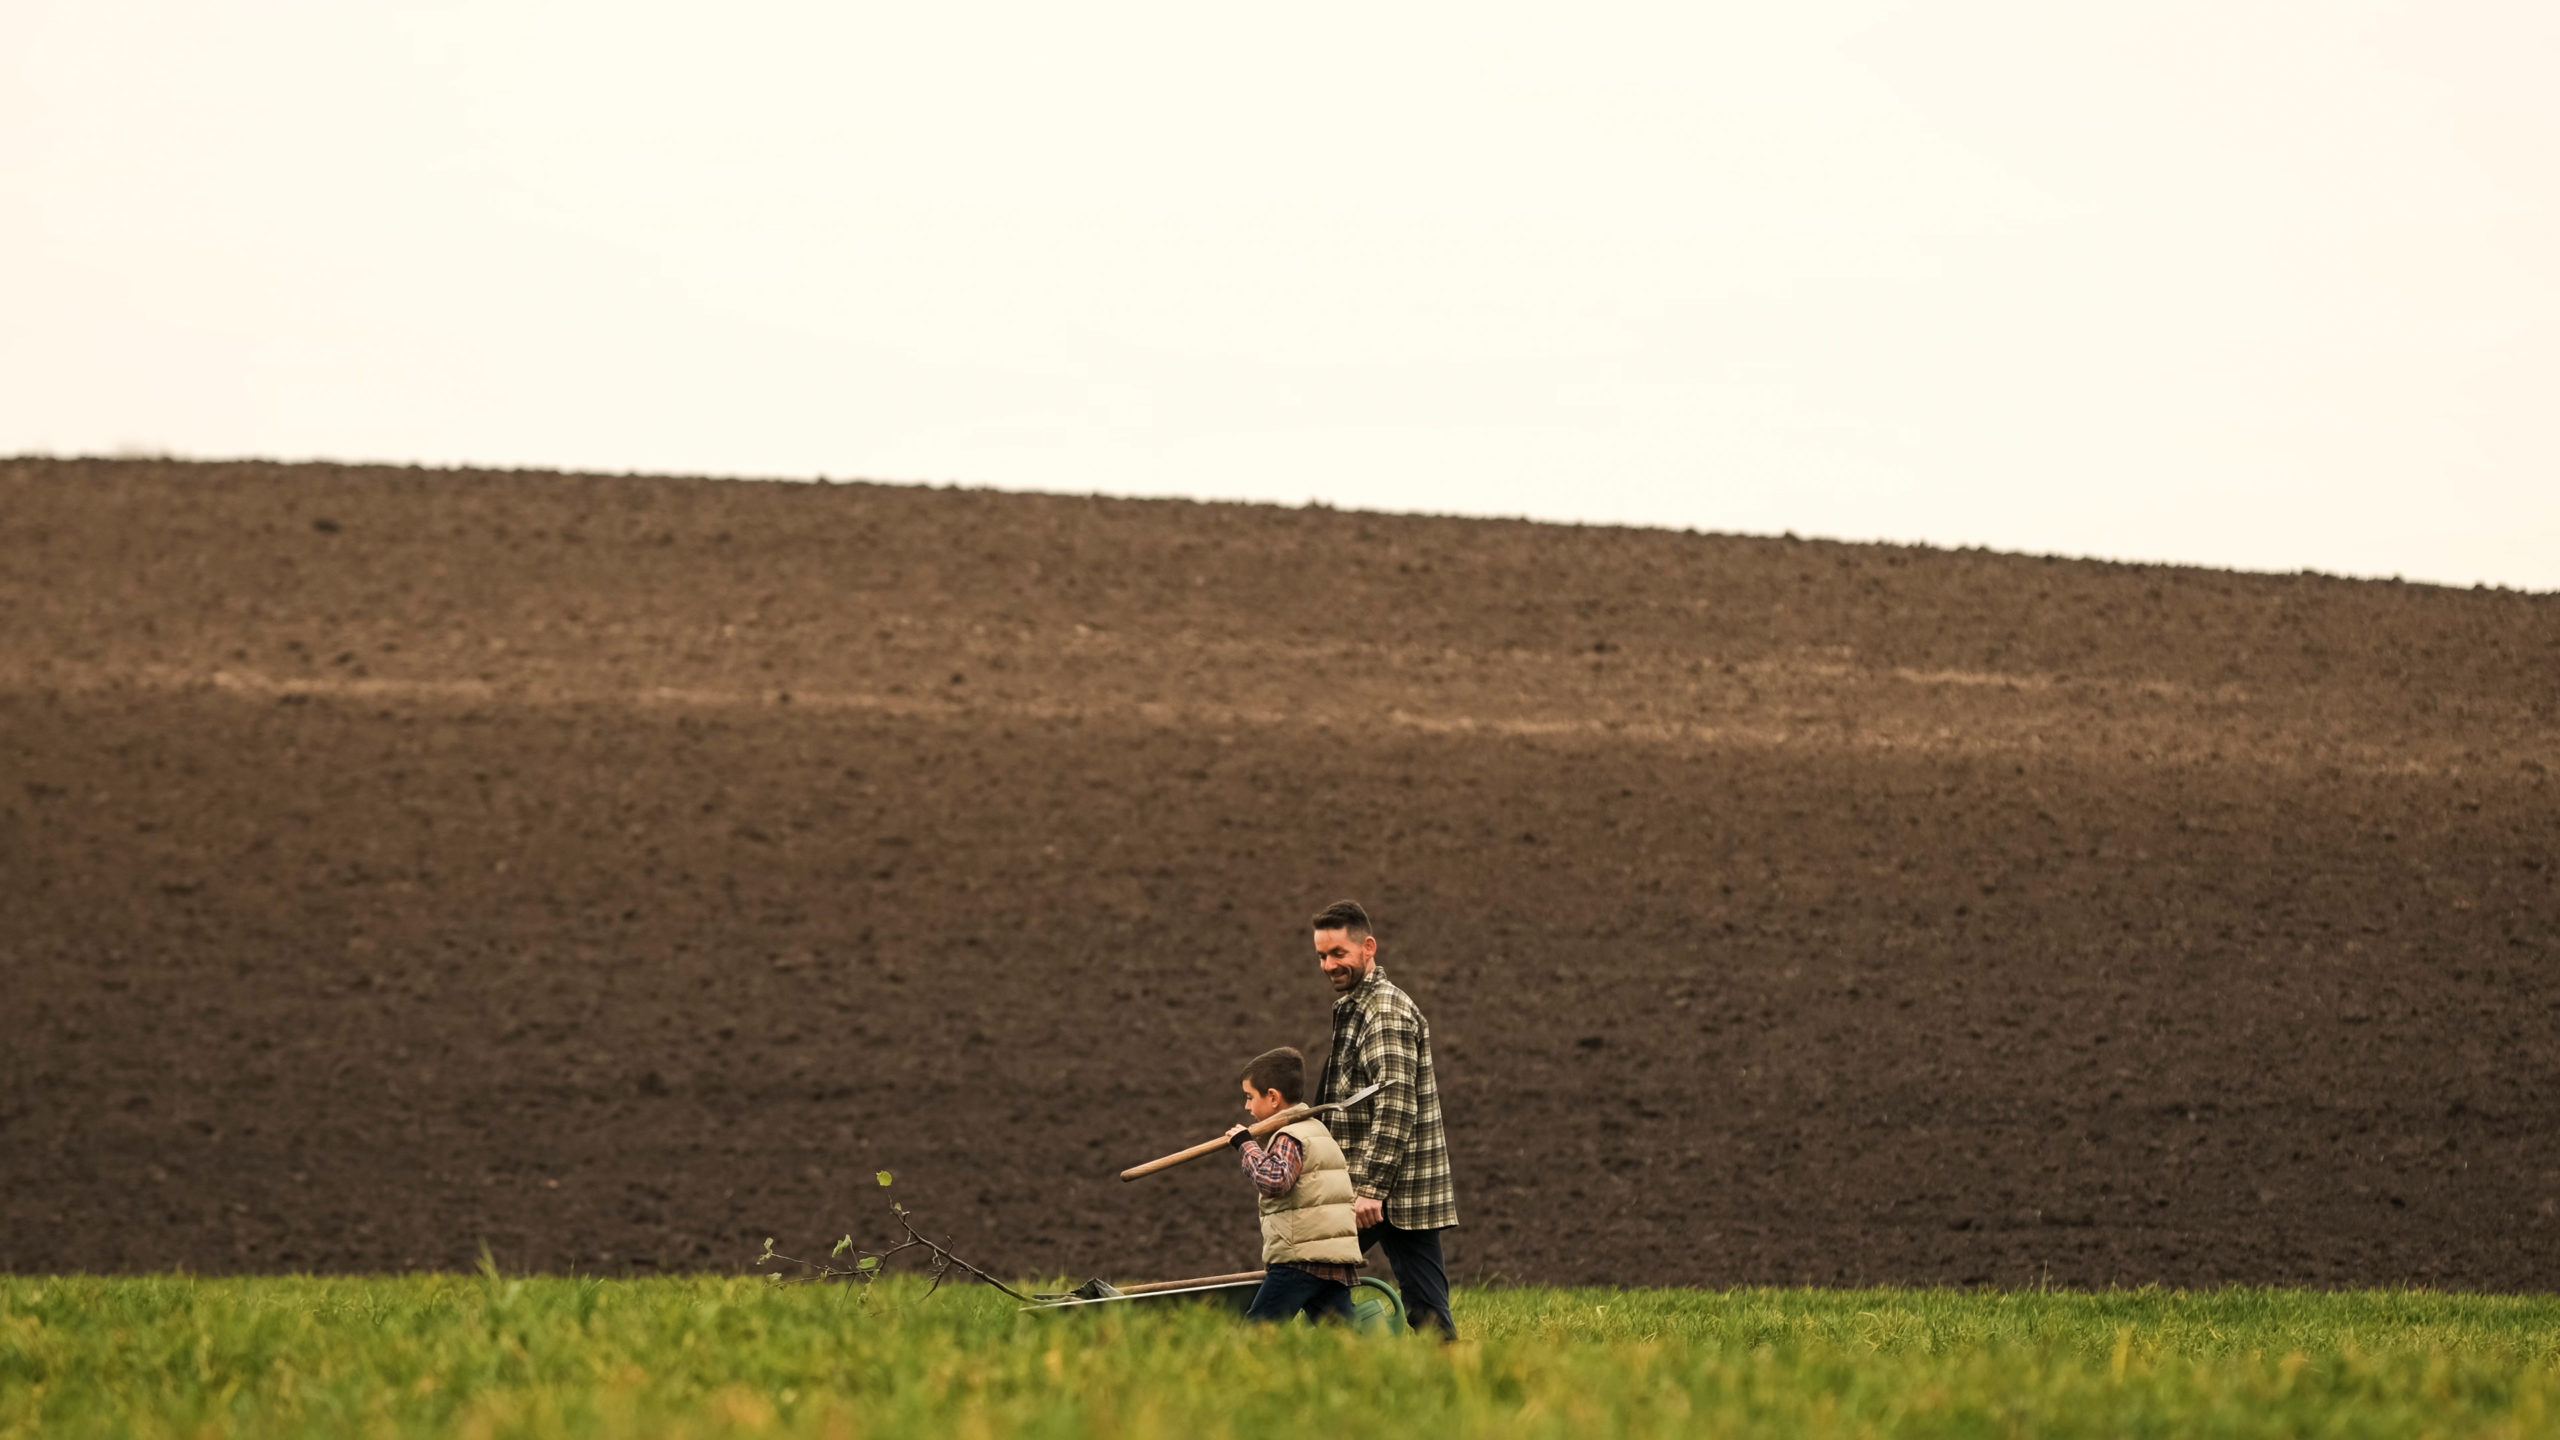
[
  {"x1": 1353, "y1": 1195, "x2": 1385, "y2": 1227},
  {"x1": 1225, "y1": 1124, "x2": 1252, "y2": 1149}
]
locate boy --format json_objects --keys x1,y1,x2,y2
[{"x1": 1223, "y1": 1045, "x2": 1364, "y2": 1323}]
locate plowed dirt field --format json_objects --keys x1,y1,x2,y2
[{"x1": 4, "y1": 458, "x2": 2556, "y2": 1287}]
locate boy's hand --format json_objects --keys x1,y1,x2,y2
[
  {"x1": 1225, "y1": 1125, "x2": 1253, "y2": 1149},
  {"x1": 1354, "y1": 1196, "x2": 1385, "y2": 1227}
]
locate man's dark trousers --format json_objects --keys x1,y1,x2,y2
[
  {"x1": 1244, "y1": 1263, "x2": 1354, "y2": 1324},
  {"x1": 1360, "y1": 1221, "x2": 1455, "y2": 1340}
]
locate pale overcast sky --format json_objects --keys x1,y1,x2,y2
[{"x1": 5, "y1": 2, "x2": 2553, "y2": 588}]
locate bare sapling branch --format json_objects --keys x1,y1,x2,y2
[{"x1": 752, "y1": 1170, "x2": 1034, "y2": 1304}]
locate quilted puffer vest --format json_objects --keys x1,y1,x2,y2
[{"x1": 1258, "y1": 1118, "x2": 1363, "y2": 1266}]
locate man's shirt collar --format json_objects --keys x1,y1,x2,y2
[{"x1": 1334, "y1": 964, "x2": 1387, "y2": 1012}]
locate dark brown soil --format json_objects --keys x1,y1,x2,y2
[{"x1": 4, "y1": 457, "x2": 2556, "y2": 1287}]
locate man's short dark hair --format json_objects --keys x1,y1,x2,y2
[
  {"x1": 1311, "y1": 899, "x2": 1372, "y2": 938},
  {"x1": 1242, "y1": 1046, "x2": 1306, "y2": 1104}
]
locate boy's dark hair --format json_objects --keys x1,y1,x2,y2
[
  {"x1": 1242, "y1": 1046, "x2": 1307, "y2": 1104},
  {"x1": 1311, "y1": 899, "x2": 1372, "y2": 938}
]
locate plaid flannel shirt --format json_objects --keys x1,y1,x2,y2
[{"x1": 1318, "y1": 966, "x2": 1459, "y2": 1231}]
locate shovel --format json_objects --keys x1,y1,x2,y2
[{"x1": 1118, "y1": 1082, "x2": 1382, "y2": 1181}]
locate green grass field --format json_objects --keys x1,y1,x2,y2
[{"x1": 5, "y1": 1273, "x2": 2557, "y2": 1438}]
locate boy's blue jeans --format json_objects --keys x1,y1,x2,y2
[{"x1": 1244, "y1": 1263, "x2": 1354, "y2": 1323}]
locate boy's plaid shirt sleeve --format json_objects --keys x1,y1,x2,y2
[{"x1": 1237, "y1": 1131, "x2": 1304, "y2": 1198}]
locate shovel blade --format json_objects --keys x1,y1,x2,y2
[{"x1": 1320, "y1": 1081, "x2": 1384, "y2": 1112}]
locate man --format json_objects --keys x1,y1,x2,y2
[{"x1": 1311, "y1": 898, "x2": 1459, "y2": 1340}]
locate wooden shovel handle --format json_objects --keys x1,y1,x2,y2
[{"x1": 1118, "y1": 1103, "x2": 1312, "y2": 1181}]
